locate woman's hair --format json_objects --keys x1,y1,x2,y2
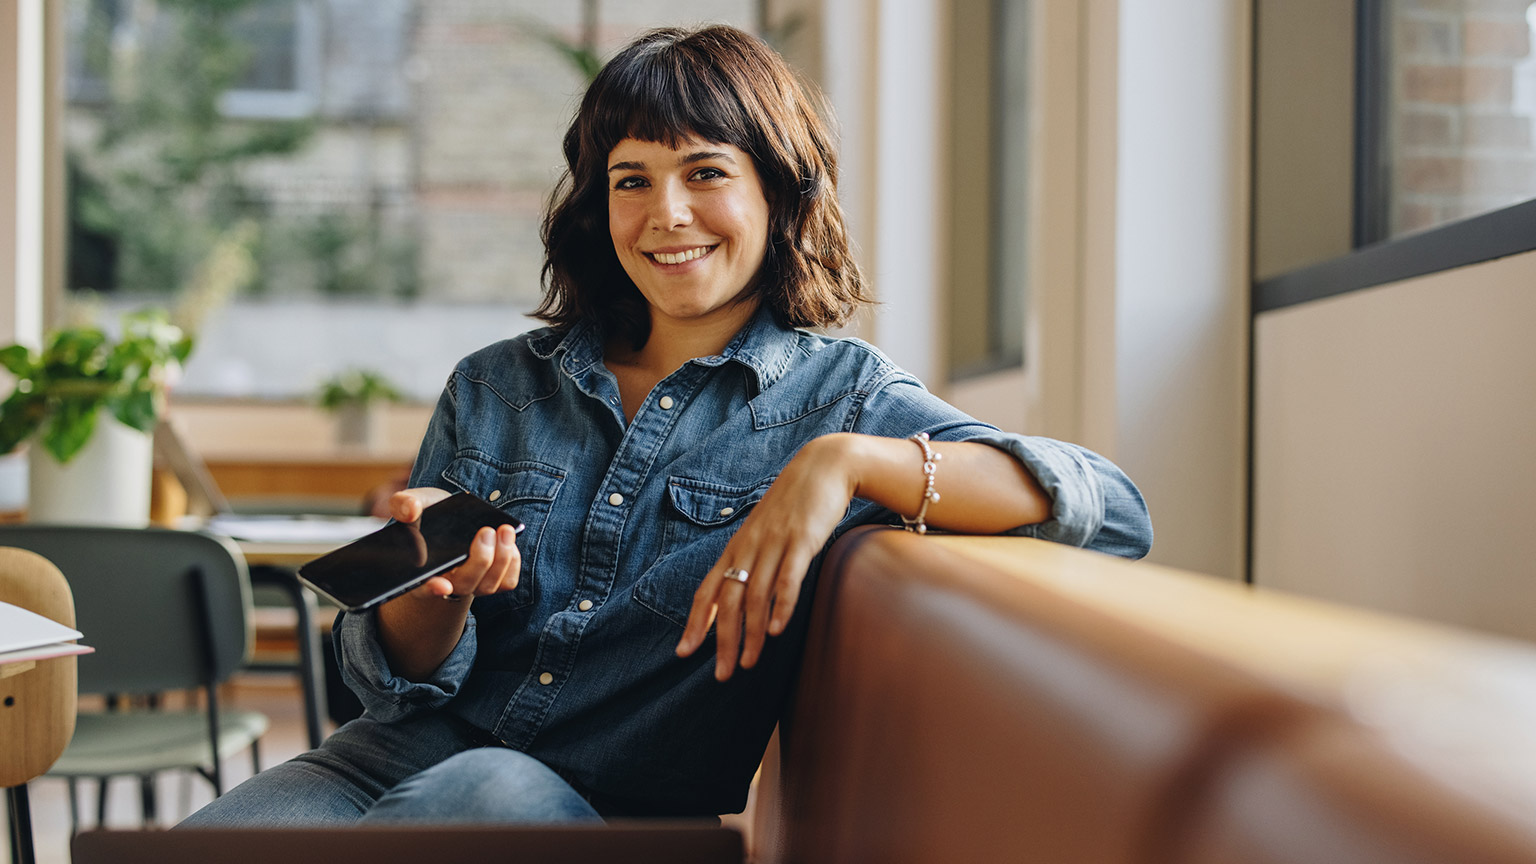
[{"x1": 536, "y1": 25, "x2": 870, "y2": 347}]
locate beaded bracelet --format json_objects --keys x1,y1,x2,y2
[{"x1": 901, "y1": 432, "x2": 942, "y2": 534}]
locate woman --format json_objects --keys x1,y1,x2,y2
[{"x1": 183, "y1": 24, "x2": 1151, "y2": 827}]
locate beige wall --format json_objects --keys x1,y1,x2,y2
[{"x1": 1253, "y1": 248, "x2": 1536, "y2": 642}]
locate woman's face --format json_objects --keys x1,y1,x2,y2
[{"x1": 607, "y1": 136, "x2": 770, "y2": 331}]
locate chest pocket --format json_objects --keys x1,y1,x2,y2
[
  {"x1": 635, "y1": 475, "x2": 775, "y2": 628},
  {"x1": 441, "y1": 456, "x2": 564, "y2": 614}
]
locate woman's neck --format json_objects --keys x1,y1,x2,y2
[{"x1": 611, "y1": 299, "x2": 760, "y2": 376}]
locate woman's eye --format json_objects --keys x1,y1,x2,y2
[
  {"x1": 613, "y1": 176, "x2": 647, "y2": 191},
  {"x1": 691, "y1": 167, "x2": 726, "y2": 182}
]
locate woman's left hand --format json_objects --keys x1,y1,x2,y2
[{"x1": 676, "y1": 433, "x2": 860, "y2": 681}]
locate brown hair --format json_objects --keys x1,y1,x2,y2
[{"x1": 536, "y1": 25, "x2": 869, "y2": 348}]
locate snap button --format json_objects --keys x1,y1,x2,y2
[
  {"x1": 659, "y1": 395, "x2": 675, "y2": 409},
  {"x1": 538, "y1": 672, "x2": 554, "y2": 685},
  {"x1": 487, "y1": 490, "x2": 501, "y2": 502},
  {"x1": 608, "y1": 492, "x2": 624, "y2": 506},
  {"x1": 719, "y1": 506, "x2": 734, "y2": 517},
  {"x1": 578, "y1": 600, "x2": 593, "y2": 612}
]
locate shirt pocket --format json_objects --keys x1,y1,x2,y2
[
  {"x1": 440, "y1": 455, "x2": 565, "y2": 614},
  {"x1": 634, "y1": 474, "x2": 776, "y2": 628}
]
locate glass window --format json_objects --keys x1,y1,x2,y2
[
  {"x1": 1372, "y1": 0, "x2": 1536, "y2": 240},
  {"x1": 62, "y1": 0, "x2": 759, "y2": 403},
  {"x1": 946, "y1": 0, "x2": 1027, "y2": 379}
]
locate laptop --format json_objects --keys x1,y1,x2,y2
[{"x1": 73, "y1": 824, "x2": 744, "y2": 864}]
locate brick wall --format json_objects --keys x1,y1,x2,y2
[{"x1": 1392, "y1": 0, "x2": 1536, "y2": 235}]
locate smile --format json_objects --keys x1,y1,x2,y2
[{"x1": 647, "y1": 245, "x2": 716, "y2": 265}]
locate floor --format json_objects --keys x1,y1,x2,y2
[{"x1": 7, "y1": 671, "x2": 317, "y2": 864}]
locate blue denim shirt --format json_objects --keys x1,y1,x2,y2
[{"x1": 335, "y1": 308, "x2": 1151, "y2": 817}]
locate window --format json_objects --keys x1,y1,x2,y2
[
  {"x1": 62, "y1": 0, "x2": 761, "y2": 402},
  {"x1": 1359, "y1": 0, "x2": 1536, "y2": 242},
  {"x1": 946, "y1": 0, "x2": 1028, "y2": 379}
]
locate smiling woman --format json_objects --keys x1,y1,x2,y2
[{"x1": 178, "y1": 23, "x2": 1152, "y2": 829}]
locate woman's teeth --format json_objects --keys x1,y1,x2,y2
[{"x1": 652, "y1": 246, "x2": 712, "y2": 265}]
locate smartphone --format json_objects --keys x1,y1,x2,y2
[{"x1": 296, "y1": 492, "x2": 525, "y2": 612}]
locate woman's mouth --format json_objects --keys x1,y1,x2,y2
[{"x1": 647, "y1": 245, "x2": 717, "y2": 265}]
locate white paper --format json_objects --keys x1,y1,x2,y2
[
  {"x1": 0, "y1": 600, "x2": 84, "y2": 654},
  {"x1": 0, "y1": 641, "x2": 93, "y2": 666},
  {"x1": 205, "y1": 514, "x2": 386, "y2": 545}
]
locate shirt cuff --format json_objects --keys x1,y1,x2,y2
[{"x1": 334, "y1": 606, "x2": 477, "y2": 723}]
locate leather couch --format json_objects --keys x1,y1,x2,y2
[{"x1": 745, "y1": 527, "x2": 1536, "y2": 864}]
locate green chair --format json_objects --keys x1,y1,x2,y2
[{"x1": 0, "y1": 525, "x2": 268, "y2": 829}]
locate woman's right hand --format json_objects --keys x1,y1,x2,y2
[
  {"x1": 376, "y1": 487, "x2": 522, "y2": 682},
  {"x1": 387, "y1": 487, "x2": 523, "y2": 602}
]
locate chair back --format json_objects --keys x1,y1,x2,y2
[
  {"x1": 0, "y1": 526, "x2": 251, "y2": 697},
  {"x1": 0, "y1": 547, "x2": 79, "y2": 786}
]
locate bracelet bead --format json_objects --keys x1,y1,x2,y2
[{"x1": 901, "y1": 432, "x2": 942, "y2": 534}]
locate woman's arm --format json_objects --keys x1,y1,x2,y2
[
  {"x1": 375, "y1": 487, "x2": 523, "y2": 682},
  {"x1": 676, "y1": 431, "x2": 1055, "y2": 681}
]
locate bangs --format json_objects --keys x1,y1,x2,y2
[{"x1": 584, "y1": 35, "x2": 757, "y2": 158}]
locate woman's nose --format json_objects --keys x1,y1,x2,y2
[{"x1": 649, "y1": 182, "x2": 693, "y2": 230}]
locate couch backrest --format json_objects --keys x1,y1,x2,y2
[{"x1": 751, "y1": 527, "x2": 1536, "y2": 864}]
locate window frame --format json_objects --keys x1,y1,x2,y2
[{"x1": 1253, "y1": 0, "x2": 1536, "y2": 314}]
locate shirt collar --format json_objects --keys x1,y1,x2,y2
[{"x1": 533, "y1": 305, "x2": 802, "y2": 392}]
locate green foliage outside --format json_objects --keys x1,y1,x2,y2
[
  {"x1": 68, "y1": 0, "x2": 419, "y2": 301},
  {"x1": 0, "y1": 310, "x2": 194, "y2": 463}
]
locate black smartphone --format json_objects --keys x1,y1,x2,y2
[{"x1": 296, "y1": 492, "x2": 525, "y2": 612}]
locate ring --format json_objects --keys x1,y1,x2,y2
[{"x1": 722, "y1": 567, "x2": 750, "y2": 584}]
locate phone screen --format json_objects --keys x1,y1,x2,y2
[{"x1": 296, "y1": 492, "x2": 525, "y2": 611}]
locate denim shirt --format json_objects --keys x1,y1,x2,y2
[{"x1": 335, "y1": 308, "x2": 1152, "y2": 817}]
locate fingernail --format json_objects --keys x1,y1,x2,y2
[{"x1": 770, "y1": 617, "x2": 783, "y2": 634}]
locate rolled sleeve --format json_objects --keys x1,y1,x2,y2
[
  {"x1": 963, "y1": 431, "x2": 1152, "y2": 559},
  {"x1": 334, "y1": 608, "x2": 478, "y2": 723}
]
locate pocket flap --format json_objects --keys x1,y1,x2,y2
[
  {"x1": 667, "y1": 475, "x2": 775, "y2": 526},
  {"x1": 442, "y1": 456, "x2": 564, "y2": 504}
]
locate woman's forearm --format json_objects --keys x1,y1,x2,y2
[
  {"x1": 376, "y1": 592, "x2": 473, "y2": 683},
  {"x1": 838, "y1": 432, "x2": 1052, "y2": 534}
]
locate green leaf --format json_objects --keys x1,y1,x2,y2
[
  {"x1": 109, "y1": 385, "x2": 159, "y2": 433},
  {"x1": 42, "y1": 399, "x2": 100, "y2": 464},
  {"x1": 0, "y1": 344, "x2": 35, "y2": 377},
  {"x1": 0, "y1": 390, "x2": 45, "y2": 455}
]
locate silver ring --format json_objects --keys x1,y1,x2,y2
[{"x1": 722, "y1": 567, "x2": 750, "y2": 584}]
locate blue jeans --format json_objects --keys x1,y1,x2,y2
[{"x1": 178, "y1": 713, "x2": 602, "y2": 827}]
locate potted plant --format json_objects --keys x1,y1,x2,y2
[
  {"x1": 0, "y1": 309, "x2": 193, "y2": 525},
  {"x1": 317, "y1": 369, "x2": 403, "y2": 451}
]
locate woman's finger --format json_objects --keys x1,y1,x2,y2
[
  {"x1": 712, "y1": 567, "x2": 750, "y2": 681},
  {"x1": 678, "y1": 566, "x2": 727, "y2": 657},
  {"x1": 768, "y1": 542, "x2": 816, "y2": 636},
  {"x1": 738, "y1": 542, "x2": 785, "y2": 670},
  {"x1": 481, "y1": 523, "x2": 523, "y2": 595},
  {"x1": 388, "y1": 487, "x2": 451, "y2": 523}
]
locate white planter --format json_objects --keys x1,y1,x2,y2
[
  {"x1": 335, "y1": 402, "x2": 382, "y2": 451},
  {"x1": 28, "y1": 412, "x2": 154, "y2": 527}
]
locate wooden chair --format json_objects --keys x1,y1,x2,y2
[{"x1": 1, "y1": 546, "x2": 79, "y2": 864}]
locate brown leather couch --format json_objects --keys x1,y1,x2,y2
[{"x1": 746, "y1": 527, "x2": 1536, "y2": 864}]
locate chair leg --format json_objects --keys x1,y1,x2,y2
[
  {"x1": 7, "y1": 784, "x2": 37, "y2": 864},
  {"x1": 139, "y1": 774, "x2": 157, "y2": 827},
  {"x1": 66, "y1": 777, "x2": 80, "y2": 836},
  {"x1": 96, "y1": 777, "x2": 109, "y2": 828},
  {"x1": 251, "y1": 738, "x2": 263, "y2": 775}
]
